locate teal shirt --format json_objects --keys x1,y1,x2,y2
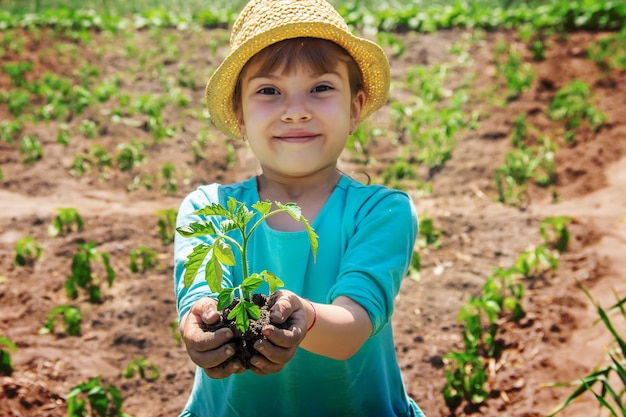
[{"x1": 174, "y1": 175, "x2": 424, "y2": 417}]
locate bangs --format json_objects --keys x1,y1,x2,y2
[
  {"x1": 249, "y1": 37, "x2": 353, "y2": 78},
  {"x1": 233, "y1": 37, "x2": 364, "y2": 117}
]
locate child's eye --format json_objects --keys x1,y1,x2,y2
[
  {"x1": 312, "y1": 84, "x2": 333, "y2": 93},
  {"x1": 258, "y1": 87, "x2": 279, "y2": 95}
]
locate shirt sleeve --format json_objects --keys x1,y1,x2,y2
[
  {"x1": 173, "y1": 183, "x2": 232, "y2": 323},
  {"x1": 328, "y1": 189, "x2": 418, "y2": 336}
]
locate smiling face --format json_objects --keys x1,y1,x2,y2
[{"x1": 235, "y1": 38, "x2": 366, "y2": 179}]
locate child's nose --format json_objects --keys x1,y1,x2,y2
[{"x1": 281, "y1": 99, "x2": 312, "y2": 123}]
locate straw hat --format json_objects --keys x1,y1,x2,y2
[{"x1": 205, "y1": 0, "x2": 391, "y2": 140}]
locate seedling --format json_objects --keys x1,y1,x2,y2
[
  {"x1": 116, "y1": 141, "x2": 146, "y2": 171},
  {"x1": 19, "y1": 134, "x2": 43, "y2": 165},
  {"x1": 123, "y1": 357, "x2": 160, "y2": 381},
  {"x1": 0, "y1": 335, "x2": 17, "y2": 376},
  {"x1": 49, "y1": 207, "x2": 84, "y2": 237},
  {"x1": 14, "y1": 236, "x2": 43, "y2": 266},
  {"x1": 177, "y1": 198, "x2": 317, "y2": 367},
  {"x1": 156, "y1": 209, "x2": 177, "y2": 245},
  {"x1": 66, "y1": 242, "x2": 115, "y2": 303},
  {"x1": 178, "y1": 198, "x2": 317, "y2": 333},
  {"x1": 67, "y1": 376, "x2": 129, "y2": 417},
  {"x1": 539, "y1": 216, "x2": 572, "y2": 253},
  {"x1": 417, "y1": 214, "x2": 442, "y2": 249},
  {"x1": 39, "y1": 305, "x2": 82, "y2": 336},
  {"x1": 442, "y1": 350, "x2": 488, "y2": 412},
  {"x1": 129, "y1": 246, "x2": 158, "y2": 273},
  {"x1": 513, "y1": 245, "x2": 559, "y2": 287}
]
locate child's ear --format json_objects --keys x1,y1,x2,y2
[
  {"x1": 350, "y1": 90, "x2": 366, "y2": 132},
  {"x1": 238, "y1": 114, "x2": 247, "y2": 140}
]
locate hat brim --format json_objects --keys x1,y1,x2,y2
[{"x1": 206, "y1": 22, "x2": 390, "y2": 140}]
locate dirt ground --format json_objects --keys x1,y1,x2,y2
[{"x1": 0, "y1": 24, "x2": 625, "y2": 417}]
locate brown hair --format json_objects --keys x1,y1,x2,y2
[{"x1": 232, "y1": 37, "x2": 365, "y2": 117}]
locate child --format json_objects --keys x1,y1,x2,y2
[{"x1": 173, "y1": 0, "x2": 424, "y2": 416}]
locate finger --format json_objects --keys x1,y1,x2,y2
[
  {"x1": 268, "y1": 291, "x2": 297, "y2": 325},
  {"x1": 254, "y1": 337, "x2": 298, "y2": 365},
  {"x1": 204, "y1": 357, "x2": 246, "y2": 379},
  {"x1": 187, "y1": 341, "x2": 236, "y2": 368},
  {"x1": 248, "y1": 349, "x2": 286, "y2": 375}
]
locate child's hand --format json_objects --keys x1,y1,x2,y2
[
  {"x1": 179, "y1": 297, "x2": 245, "y2": 379},
  {"x1": 249, "y1": 290, "x2": 307, "y2": 375}
]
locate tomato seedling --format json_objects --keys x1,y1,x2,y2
[{"x1": 177, "y1": 197, "x2": 318, "y2": 334}]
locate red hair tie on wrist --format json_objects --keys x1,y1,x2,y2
[{"x1": 306, "y1": 300, "x2": 317, "y2": 332}]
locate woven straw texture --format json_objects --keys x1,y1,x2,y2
[{"x1": 205, "y1": 0, "x2": 390, "y2": 140}]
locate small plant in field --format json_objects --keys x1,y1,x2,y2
[
  {"x1": 417, "y1": 214, "x2": 442, "y2": 249},
  {"x1": 493, "y1": 41, "x2": 535, "y2": 99},
  {"x1": 176, "y1": 198, "x2": 317, "y2": 367},
  {"x1": 0, "y1": 118, "x2": 24, "y2": 145},
  {"x1": 171, "y1": 318, "x2": 183, "y2": 345},
  {"x1": 514, "y1": 245, "x2": 559, "y2": 283},
  {"x1": 14, "y1": 236, "x2": 43, "y2": 266},
  {"x1": 587, "y1": 28, "x2": 626, "y2": 71},
  {"x1": 407, "y1": 250, "x2": 422, "y2": 282},
  {"x1": 540, "y1": 216, "x2": 573, "y2": 253},
  {"x1": 116, "y1": 141, "x2": 146, "y2": 172},
  {"x1": 66, "y1": 242, "x2": 115, "y2": 303},
  {"x1": 57, "y1": 122, "x2": 71, "y2": 145},
  {"x1": 510, "y1": 113, "x2": 529, "y2": 148},
  {"x1": 495, "y1": 143, "x2": 556, "y2": 206},
  {"x1": 78, "y1": 119, "x2": 98, "y2": 139},
  {"x1": 123, "y1": 357, "x2": 160, "y2": 381},
  {"x1": 2, "y1": 61, "x2": 33, "y2": 87},
  {"x1": 545, "y1": 284, "x2": 626, "y2": 416},
  {"x1": 70, "y1": 145, "x2": 113, "y2": 178},
  {"x1": 381, "y1": 158, "x2": 418, "y2": 191},
  {"x1": 156, "y1": 209, "x2": 178, "y2": 245},
  {"x1": 129, "y1": 246, "x2": 158, "y2": 273},
  {"x1": 547, "y1": 80, "x2": 607, "y2": 144},
  {"x1": 6, "y1": 90, "x2": 30, "y2": 117},
  {"x1": 19, "y1": 134, "x2": 43, "y2": 165},
  {"x1": 160, "y1": 162, "x2": 178, "y2": 194},
  {"x1": 67, "y1": 376, "x2": 130, "y2": 417},
  {"x1": 39, "y1": 305, "x2": 82, "y2": 336},
  {"x1": 442, "y1": 350, "x2": 488, "y2": 412},
  {"x1": 49, "y1": 207, "x2": 84, "y2": 237},
  {"x1": 0, "y1": 335, "x2": 17, "y2": 376}
]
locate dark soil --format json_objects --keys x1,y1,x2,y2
[{"x1": 208, "y1": 293, "x2": 279, "y2": 369}]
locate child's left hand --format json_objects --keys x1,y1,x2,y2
[{"x1": 249, "y1": 290, "x2": 307, "y2": 375}]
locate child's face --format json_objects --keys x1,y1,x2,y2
[{"x1": 237, "y1": 58, "x2": 365, "y2": 178}]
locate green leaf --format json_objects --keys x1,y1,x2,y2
[
  {"x1": 227, "y1": 301, "x2": 250, "y2": 333},
  {"x1": 182, "y1": 244, "x2": 210, "y2": 288},
  {"x1": 220, "y1": 219, "x2": 237, "y2": 233},
  {"x1": 194, "y1": 203, "x2": 229, "y2": 217},
  {"x1": 303, "y1": 218, "x2": 319, "y2": 260},
  {"x1": 252, "y1": 200, "x2": 272, "y2": 215},
  {"x1": 101, "y1": 252, "x2": 115, "y2": 287},
  {"x1": 176, "y1": 220, "x2": 217, "y2": 237},
  {"x1": 245, "y1": 302, "x2": 261, "y2": 320},
  {"x1": 205, "y1": 253, "x2": 224, "y2": 293},
  {"x1": 241, "y1": 275, "x2": 263, "y2": 297},
  {"x1": 213, "y1": 239, "x2": 235, "y2": 266},
  {"x1": 217, "y1": 289, "x2": 235, "y2": 310},
  {"x1": 226, "y1": 197, "x2": 237, "y2": 214},
  {"x1": 277, "y1": 202, "x2": 302, "y2": 220},
  {"x1": 259, "y1": 270, "x2": 284, "y2": 294}
]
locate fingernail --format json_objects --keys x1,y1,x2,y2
[
  {"x1": 225, "y1": 347, "x2": 234, "y2": 357},
  {"x1": 271, "y1": 311, "x2": 283, "y2": 321}
]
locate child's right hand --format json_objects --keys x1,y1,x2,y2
[{"x1": 179, "y1": 297, "x2": 245, "y2": 379}]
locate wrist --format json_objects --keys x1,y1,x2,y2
[{"x1": 305, "y1": 299, "x2": 317, "y2": 332}]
